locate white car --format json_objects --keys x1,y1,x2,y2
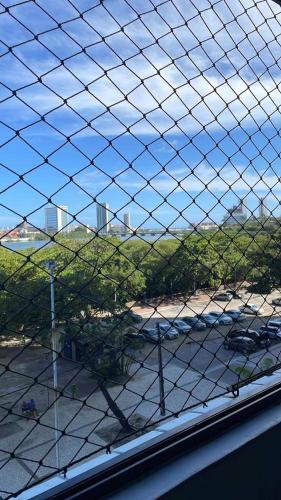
[
  {"x1": 171, "y1": 320, "x2": 192, "y2": 334},
  {"x1": 239, "y1": 304, "x2": 264, "y2": 315},
  {"x1": 209, "y1": 312, "x2": 233, "y2": 325},
  {"x1": 159, "y1": 323, "x2": 179, "y2": 340}
]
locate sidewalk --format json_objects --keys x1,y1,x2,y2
[{"x1": 0, "y1": 362, "x2": 222, "y2": 496}]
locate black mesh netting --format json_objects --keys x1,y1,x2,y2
[{"x1": 1, "y1": 0, "x2": 281, "y2": 496}]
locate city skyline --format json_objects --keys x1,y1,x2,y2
[
  {"x1": 1, "y1": 170, "x2": 280, "y2": 230},
  {"x1": 0, "y1": 195, "x2": 275, "y2": 234}
]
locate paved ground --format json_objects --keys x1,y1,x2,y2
[
  {"x1": 134, "y1": 287, "x2": 279, "y2": 321},
  {"x1": 1, "y1": 288, "x2": 281, "y2": 497}
]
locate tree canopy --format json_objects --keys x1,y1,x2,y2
[{"x1": 1, "y1": 227, "x2": 280, "y2": 338}]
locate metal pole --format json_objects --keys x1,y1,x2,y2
[
  {"x1": 157, "y1": 322, "x2": 165, "y2": 416},
  {"x1": 48, "y1": 261, "x2": 60, "y2": 471}
]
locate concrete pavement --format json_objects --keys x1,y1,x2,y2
[{"x1": 1, "y1": 288, "x2": 281, "y2": 497}]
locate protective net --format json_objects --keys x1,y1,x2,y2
[{"x1": 1, "y1": 0, "x2": 281, "y2": 496}]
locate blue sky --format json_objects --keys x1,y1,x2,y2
[{"x1": 0, "y1": 0, "x2": 281, "y2": 231}]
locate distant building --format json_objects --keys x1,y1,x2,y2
[
  {"x1": 123, "y1": 212, "x2": 132, "y2": 233},
  {"x1": 109, "y1": 224, "x2": 123, "y2": 234},
  {"x1": 45, "y1": 205, "x2": 69, "y2": 233},
  {"x1": 188, "y1": 221, "x2": 218, "y2": 231},
  {"x1": 96, "y1": 202, "x2": 109, "y2": 234},
  {"x1": 222, "y1": 199, "x2": 247, "y2": 226},
  {"x1": 17, "y1": 221, "x2": 41, "y2": 238},
  {"x1": 71, "y1": 223, "x2": 93, "y2": 234},
  {"x1": 258, "y1": 198, "x2": 269, "y2": 218},
  {"x1": 196, "y1": 221, "x2": 218, "y2": 231}
]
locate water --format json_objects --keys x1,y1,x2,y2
[
  {"x1": 1, "y1": 233, "x2": 181, "y2": 252},
  {"x1": 1, "y1": 240, "x2": 48, "y2": 251}
]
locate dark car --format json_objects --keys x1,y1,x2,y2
[
  {"x1": 223, "y1": 336, "x2": 256, "y2": 353},
  {"x1": 259, "y1": 325, "x2": 281, "y2": 341},
  {"x1": 124, "y1": 331, "x2": 145, "y2": 341},
  {"x1": 226, "y1": 289, "x2": 243, "y2": 299},
  {"x1": 227, "y1": 328, "x2": 270, "y2": 348},
  {"x1": 213, "y1": 292, "x2": 233, "y2": 302},
  {"x1": 118, "y1": 310, "x2": 142, "y2": 323},
  {"x1": 268, "y1": 319, "x2": 281, "y2": 329},
  {"x1": 183, "y1": 316, "x2": 206, "y2": 330},
  {"x1": 226, "y1": 310, "x2": 247, "y2": 322}
]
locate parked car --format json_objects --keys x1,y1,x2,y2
[
  {"x1": 259, "y1": 325, "x2": 281, "y2": 341},
  {"x1": 225, "y1": 310, "x2": 247, "y2": 322},
  {"x1": 223, "y1": 336, "x2": 256, "y2": 353},
  {"x1": 183, "y1": 316, "x2": 207, "y2": 330},
  {"x1": 209, "y1": 312, "x2": 233, "y2": 325},
  {"x1": 124, "y1": 330, "x2": 145, "y2": 341},
  {"x1": 213, "y1": 292, "x2": 233, "y2": 302},
  {"x1": 118, "y1": 310, "x2": 142, "y2": 323},
  {"x1": 196, "y1": 314, "x2": 220, "y2": 327},
  {"x1": 239, "y1": 304, "x2": 264, "y2": 315},
  {"x1": 171, "y1": 319, "x2": 192, "y2": 334},
  {"x1": 226, "y1": 289, "x2": 243, "y2": 299},
  {"x1": 272, "y1": 297, "x2": 281, "y2": 306},
  {"x1": 267, "y1": 319, "x2": 281, "y2": 329},
  {"x1": 159, "y1": 323, "x2": 179, "y2": 340},
  {"x1": 140, "y1": 327, "x2": 163, "y2": 343},
  {"x1": 227, "y1": 329, "x2": 270, "y2": 348}
]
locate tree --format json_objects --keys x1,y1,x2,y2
[
  {"x1": 65, "y1": 317, "x2": 134, "y2": 432},
  {"x1": 0, "y1": 237, "x2": 146, "y2": 339}
]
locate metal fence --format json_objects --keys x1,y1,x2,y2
[{"x1": 1, "y1": 0, "x2": 281, "y2": 496}]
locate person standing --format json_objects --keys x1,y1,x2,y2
[{"x1": 29, "y1": 398, "x2": 38, "y2": 418}]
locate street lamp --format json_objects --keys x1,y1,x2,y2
[
  {"x1": 111, "y1": 278, "x2": 119, "y2": 304},
  {"x1": 156, "y1": 322, "x2": 165, "y2": 416},
  {"x1": 45, "y1": 260, "x2": 60, "y2": 471}
]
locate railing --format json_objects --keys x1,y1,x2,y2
[{"x1": 1, "y1": 0, "x2": 281, "y2": 497}]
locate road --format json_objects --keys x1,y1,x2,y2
[{"x1": 127, "y1": 322, "x2": 281, "y2": 392}]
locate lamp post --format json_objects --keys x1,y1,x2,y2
[
  {"x1": 111, "y1": 278, "x2": 119, "y2": 305},
  {"x1": 46, "y1": 260, "x2": 60, "y2": 471},
  {"x1": 156, "y1": 322, "x2": 166, "y2": 416}
]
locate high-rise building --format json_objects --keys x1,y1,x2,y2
[
  {"x1": 96, "y1": 202, "x2": 109, "y2": 234},
  {"x1": 259, "y1": 198, "x2": 269, "y2": 218},
  {"x1": 222, "y1": 199, "x2": 247, "y2": 226},
  {"x1": 123, "y1": 212, "x2": 132, "y2": 233},
  {"x1": 45, "y1": 205, "x2": 69, "y2": 233}
]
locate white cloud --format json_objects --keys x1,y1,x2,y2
[
  {"x1": 76, "y1": 161, "x2": 281, "y2": 198},
  {"x1": 1, "y1": 0, "x2": 281, "y2": 141}
]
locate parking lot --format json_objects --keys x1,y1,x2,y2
[
  {"x1": 134, "y1": 287, "x2": 280, "y2": 323},
  {"x1": 1, "y1": 288, "x2": 281, "y2": 497},
  {"x1": 128, "y1": 288, "x2": 281, "y2": 388}
]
